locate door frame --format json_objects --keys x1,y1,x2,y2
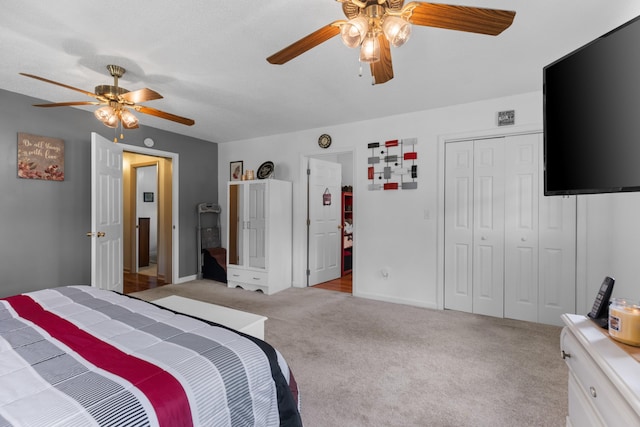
[
  {"x1": 436, "y1": 124, "x2": 542, "y2": 310},
  {"x1": 298, "y1": 149, "x2": 355, "y2": 290},
  {"x1": 120, "y1": 143, "x2": 180, "y2": 285}
]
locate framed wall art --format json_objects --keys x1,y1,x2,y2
[
  {"x1": 17, "y1": 132, "x2": 65, "y2": 181},
  {"x1": 230, "y1": 160, "x2": 243, "y2": 181}
]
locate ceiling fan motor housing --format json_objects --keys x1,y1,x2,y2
[{"x1": 94, "y1": 84, "x2": 129, "y2": 100}]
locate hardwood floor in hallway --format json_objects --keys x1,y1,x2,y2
[
  {"x1": 124, "y1": 272, "x2": 353, "y2": 295},
  {"x1": 313, "y1": 273, "x2": 352, "y2": 293},
  {"x1": 123, "y1": 272, "x2": 166, "y2": 294}
]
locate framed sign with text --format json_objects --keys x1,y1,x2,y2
[{"x1": 17, "y1": 133, "x2": 65, "y2": 181}]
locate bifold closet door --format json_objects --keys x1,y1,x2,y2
[
  {"x1": 444, "y1": 140, "x2": 474, "y2": 312},
  {"x1": 504, "y1": 134, "x2": 540, "y2": 322},
  {"x1": 444, "y1": 137, "x2": 505, "y2": 318},
  {"x1": 471, "y1": 138, "x2": 505, "y2": 318}
]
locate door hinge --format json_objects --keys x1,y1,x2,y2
[
  {"x1": 307, "y1": 168, "x2": 311, "y2": 175},
  {"x1": 307, "y1": 219, "x2": 310, "y2": 226},
  {"x1": 306, "y1": 269, "x2": 310, "y2": 276}
]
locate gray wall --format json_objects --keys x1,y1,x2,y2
[{"x1": 0, "y1": 89, "x2": 218, "y2": 297}]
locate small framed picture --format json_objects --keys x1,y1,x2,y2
[
  {"x1": 230, "y1": 160, "x2": 243, "y2": 181},
  {"x1": 143, "y1": 192, "x2": 154, "y2": 202}
]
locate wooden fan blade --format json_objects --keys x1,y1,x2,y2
[
  {"x1": 19, "y1": 72, "x2": 101, "y2": 99},
  {"x1": 121, "y1": 88, "x2": 163, "y2": 104},
  {"x1": 370, "y1": 35, "x2": 394, "y2": 85},
  {"x1": 405, "y1": 2, "x2": 516, "y2": 36},
  {"x1": 32, "y1": 101, "x2": 102, "y2": 107},
  {"x1": 134, "y1": 105, "x2": 195, "y2": 126},
  {"x1": 267, "y1": 21, "x2": 344, "y2": 65}
]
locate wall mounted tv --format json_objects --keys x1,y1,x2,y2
[{"x1": 544, "y1": 14, "x2": 640, "y2": 195}]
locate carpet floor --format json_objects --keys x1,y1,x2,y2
[{"x1": 131, "y1": 280, "x2": 568, "y2": 427}]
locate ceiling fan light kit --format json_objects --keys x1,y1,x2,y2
[
  {"x1": 20, "y1": 64, "x2": 194, "y2": 142},
  {"x1": 267, "y1": 0, "x2": 516, "y2": 85}
]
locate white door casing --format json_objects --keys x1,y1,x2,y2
[
  {"x1": 307, "y1": 157, "x2": 342, "y2": 286},
  {"x1": 91, "y1": 132, "x2": 123, "y2": 292}
]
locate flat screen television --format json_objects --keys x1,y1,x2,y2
[{"x1": 544, "y1": 14, "x2": 640, "y2": 195}]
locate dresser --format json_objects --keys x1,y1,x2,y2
[
  {"x1": 226, "y1": 179, "x2": 292, "y2": 295},
  {"x1": 560, "y1": 314, "x2": 640, "y2": 426}
]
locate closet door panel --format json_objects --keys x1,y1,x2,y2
[
  {"x1": 472, "y1": 139, "x2": 505, "y2": 318},
  {"x1": 539, "y1": 193, "x2": 576, "y2": 325},
  {"x1": 504, "y1": 134, "x2": 539, "y2": 322},
  {"x1": 248, "y1": 182, "x2": 267, "y2": 269},
  {"x1": 444, "y1": 141, "x2": 474, "y2": 312}
]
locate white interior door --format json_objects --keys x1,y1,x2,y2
[
  {"x1": 472, "y1": 138, "x2": 505, "y2": 317},
  {"x1": 444, "y1": 141, "x2": 474, "y2": 312},
  {"x1": 91, "y1": 132, "x2": 123, "y2": 292},
  {"x1": 308, "y1": 157, "x2": 342, "y2": 286}
]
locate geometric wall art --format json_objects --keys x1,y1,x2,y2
[{"x1": 367, "y1": 137, "x2": 417, "y2": 190}]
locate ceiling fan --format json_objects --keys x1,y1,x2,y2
[
  {"x1": 20, "y1": 65, "x2": 195, "y2": 141},
  {"x1": 267, "y1": 0, "x2": 516, "y2": 85}
]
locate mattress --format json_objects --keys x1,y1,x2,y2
[{"x1": 0, "y1": 285, "x2": 301, "y2": 426}]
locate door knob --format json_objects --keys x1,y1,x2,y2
[
  {"x1": 86, "y1": 231, "x2": 106, "y2": 238},
  {"x1": 97, "y1": 231, "x2": 106, "y2": 238}
]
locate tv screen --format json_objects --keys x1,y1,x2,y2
[{"x1": 544, "y1": 14, "x2": 640, "y2": 195}]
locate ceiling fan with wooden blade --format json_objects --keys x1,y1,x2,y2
[
  {"x1": 266, "y1": 0, "x2": 516, "y2": 85},
  {"x1": 20, "y1": 65, "x2": 194, "y2": 140}
]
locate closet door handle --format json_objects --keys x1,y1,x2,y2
[{"x1": 481, "y1": 236, "x2": 487, "y2": 241}]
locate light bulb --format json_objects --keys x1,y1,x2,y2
[
  {"x1": 94, "y1": 105, "x2": 115, "y2": 122},
  {"x1": 120, "y1": 109, "x2": 139, "y2": 129},
  {"x1": 382, "y1": 16, "x2": 411, "y2": 47},
  {"x1": 359, "y1": 34, "x2": 380, "y2": 63},
  {"x1": 340, "y1": 16, "x2": 368, "y2": 48}
]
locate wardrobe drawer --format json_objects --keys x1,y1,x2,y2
[
  {"x1": 561, "y1": 328, "x2": 639, "y2": 426},
  {"x1": 227, "y1": 268, "x2": 268, "y2": 286}
]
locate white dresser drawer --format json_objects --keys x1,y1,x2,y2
[
  {"x1": 227, "y1": 268, "x2": 267, "y2": 285},
  {"x1": 561, "y1": 327, "x2": 639, "y2": 426}
]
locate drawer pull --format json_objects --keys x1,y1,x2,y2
[
  {"x1": 232, "y1": 274, "x2": 240, "y2": 277},
  {"x1": 252, "y1": 277, "x2": 261, "y2": 281},
  {"x1": 561, "y1": 350, "x2": 571, "y2": 359},
  {"x1": 589, "y1": 386, "x2": 597, "y2": 398}
]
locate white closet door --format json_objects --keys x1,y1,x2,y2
[
  {"x1": 504, "y1": 134, "x2": 540, "y2": 322},
  {"x1": 472, "y1": 138, "x2": 505, "y2": 317},
  {"x1": 538, "y1": 180, "x2": 576, "y2": 325},
  {"x1": 444, "y1": 141, "x2": 474, "y2": 312}
]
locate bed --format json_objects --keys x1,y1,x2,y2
[{"x1": 0, "y1": 285, "x2": 302, "y2": 426}]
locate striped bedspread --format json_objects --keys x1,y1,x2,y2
[{"x1": 0, "y1": 286, "x2": 302, "y2": 427}]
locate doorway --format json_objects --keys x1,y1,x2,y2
[
  {"x1": 121, "y1": 148, "x2": 176, "y2": 292},
  {"x1": 305, "y1": 150, "x2": 354, "y2": 294}
]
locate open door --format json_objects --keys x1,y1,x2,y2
[
  {"x1": 90, "y1": 132, "x2": 123, "y2": 292},
  {"x1": 307, "y1": 157, "x2": 342, "y2": 286}
]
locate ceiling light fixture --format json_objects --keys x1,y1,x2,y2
[{"x1": 340, "y1": 2, "x2": 411, "y2": 65}]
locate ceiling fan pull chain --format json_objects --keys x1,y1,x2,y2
[{"x1": 358, "y1": 60, "x2": 363, "y2": 77}]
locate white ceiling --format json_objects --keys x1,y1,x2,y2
[{"x1": 1, "y1": 1, "x2": 639, "y2": 143}]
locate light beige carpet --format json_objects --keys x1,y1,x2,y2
[{"x1": 131, "y1": 280, "x2": 568, "y2": 427}]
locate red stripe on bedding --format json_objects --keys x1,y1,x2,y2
[{"x1": 4, "y1": 294, "x2": 193, "y2": 427}]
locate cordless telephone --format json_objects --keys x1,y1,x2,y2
[{"x1": 587, "y1": 276, "x2": 615, "y2": 328}]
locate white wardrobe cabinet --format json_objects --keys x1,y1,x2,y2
[{"x1": 226, "y1": 179, "x2": 292, "y2": 295}]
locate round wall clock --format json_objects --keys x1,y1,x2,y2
[{"x1": 318, "y1": 134, "x2": 332, "y2": 149}]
